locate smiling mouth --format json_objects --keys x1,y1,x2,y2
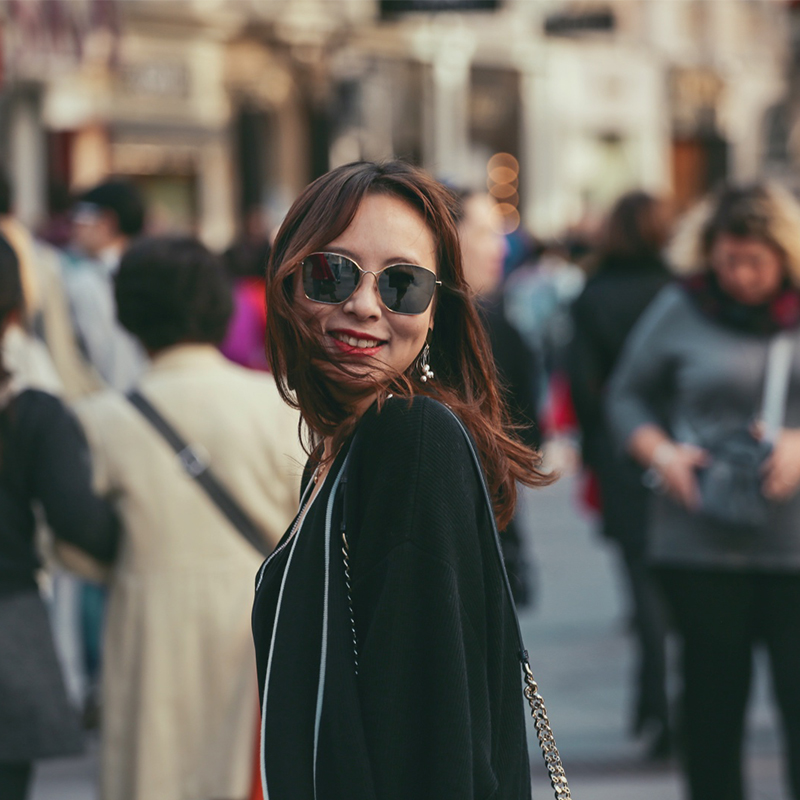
[{"x1": 328, "y1": 330, "x2": 387, "y2": 355}]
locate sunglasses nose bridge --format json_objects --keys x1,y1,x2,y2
[{"x1": 346, "y1": 268, "x2": 384, "y2": 315}]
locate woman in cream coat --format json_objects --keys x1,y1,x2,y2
[{"x1": 74, "y1": 238, "x2": 303, "y2": 800}]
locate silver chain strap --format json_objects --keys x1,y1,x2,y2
[
  {"x1": 341, "y1": 532, "x2": 359, "y2": 676},
  {"x1": 523, "y1": 661, "x2": 572, "y2": 799}
]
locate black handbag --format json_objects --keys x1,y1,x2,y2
[
  {"x1": 696, "y1": 428, "x2": 772, "y2": 528},
  {"x1": 695, "y1": 334, "x2": 794, "y2": 529}
]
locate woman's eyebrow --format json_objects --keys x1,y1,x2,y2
[
  {"x1": 323, "y1": 246, "x2": 359, "y2": 261},
  {"x1": 322, "y1": 247, "x2": 427, "y2": 268}
]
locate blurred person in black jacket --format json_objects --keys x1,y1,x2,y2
[
  {"x1": 455, "y1": 189, "x2": 542, "y2": 606},
  {"x1": 0, "y1": 234, "x2": 119, "y2": 800},
  {"x1": 568, "y1": 191, "x2": 673, "y2": 757}
]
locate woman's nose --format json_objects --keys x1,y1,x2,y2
[{"x1": 343, "y1": 273, "x2": 382, "y2": 318}]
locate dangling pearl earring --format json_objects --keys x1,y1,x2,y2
[{"x1": 418, "y1": 342, "x2": 434, "y2": 383}]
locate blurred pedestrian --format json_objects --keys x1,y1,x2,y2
[
  {"x1": 0, "y1": 172, "x2": 101, "y2": 401},
  {"x1": 454, "y1": 188, "x2": 542, "y2": 605},
  {"x1": 61, "y1": 179, "x2": 148, "y2": 393},
  {"x1": 0, "y1": 234, "x2": 119, "y2": 800},
  {"x1": 254, "y1": 161, "x2": 557, "y2": 799},
  {"x1": 568, "y1": 191, "x2": 673, "y2": 757},
  {"x1": 0, "y1": 170, "x2": 104, "y2": 719},
  {"x1": 73, "y1": 236, "x2": 303, "y2": 800},
  {"x1": 219, "y1": 205, "x2": 272, "y2": 372},
  {"x1": 0, "y1": 170, "x2": 66, "y2": 395},
  {"x1": 55, "y1": 179, "x2": 148, "y2": 727},
  {"x1": 503, "y1": 238, "x2": 585, "y2": 474},
  {"x1": 608, "y1": 183, "x2": 800, "y2": 800}
]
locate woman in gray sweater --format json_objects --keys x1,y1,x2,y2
[{"x1": 608, "y1": 183, "x2": 800, "y2": 800}]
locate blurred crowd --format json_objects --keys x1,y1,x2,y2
[{"x1": 2, "y1": 163, "x2": 800, "y2": 800}]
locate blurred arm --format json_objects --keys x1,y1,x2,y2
[
  {"x1": 606, "y1": 292, "x2": 707, "y2": 510},
  {"x1": 32, "y1": 395, "x2": 120, "y2": 563}
]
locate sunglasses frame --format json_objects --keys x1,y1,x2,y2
[{"x1": 299, "y1": 251, "x2": 442, "y2": 316}]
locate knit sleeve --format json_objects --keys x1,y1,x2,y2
[
  {"x1": 346, "y1": 397, "x2": 510, "y2": 799},
  {"x1": 26, "y1": 391, "x2": 120, "y2": 563},
  {"x1": 605, "y1": 286, "x2": 683, "y2": 449}
]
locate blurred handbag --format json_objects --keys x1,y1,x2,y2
[{"x1": 696, "y1": 334, "x2": 794, "y2": 529}]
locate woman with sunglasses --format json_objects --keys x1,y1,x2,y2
[{"x1": 252, "y1": 161, "x2": 551, "y2": 799}]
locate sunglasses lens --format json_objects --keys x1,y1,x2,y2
[
  {"x1": 301, "y1": 253, "x2": 359, "y2": 304},
  {"x1": 377, "y1": 265, "x2": 437, "y2": 314},
  {"x1": 301, "y1": 254, "x2": 436, "y2": 314}
]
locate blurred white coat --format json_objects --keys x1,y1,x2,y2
[{"x1": 74, "y1": 344, "x2": 304, "y2": 800}]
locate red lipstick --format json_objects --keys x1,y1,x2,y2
[
  {"x1": 328, "y1": 328, "x2": 386, "y2": 356},
  {"x1": 328, "y1": 329, "x2": 386, "y2": 357}
]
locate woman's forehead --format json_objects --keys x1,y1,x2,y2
[{"x1": 323, "y1": 193, "x2": 438, "y2": 268}]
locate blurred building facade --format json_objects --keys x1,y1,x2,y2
[{"x1": 0, "y1": 0, "x2": 792, "y2": 246}]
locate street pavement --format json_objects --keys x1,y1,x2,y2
[
  {"x1": 518, "y1": 468, "x2": 788, "y2": 800},
  {"x1": 32, "y1": 471, "x2": 789, "y2": 800}
]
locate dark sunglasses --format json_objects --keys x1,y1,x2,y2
[{"x1": 300, "y1": 252, "x2": 441, "y2": 316}]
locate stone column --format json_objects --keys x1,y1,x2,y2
[
  {"x1": 9, "y1": 90, "x2": 47, "y2": 228},
  {"x1": 361, "y1": 59, "x2": 394, "y2": 162},
  {"x1": 518, "y1": 49, "x2": 562, "y2": 237},
  {"x1": 198, "y1": 133, "x2": 236, "y2": 251},
  {"x1": 416, "y1": 25, "x2": 475, "y2": 180},
  {"x1": 71, "y1": 123, "x2": 112, "y2": 190},
  {"x1": 638, "y1": 61, "x2": 672, "y2": 195}
]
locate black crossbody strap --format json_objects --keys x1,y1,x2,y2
[{"x1": 127, "y1": 390, "x2": 271, "y2": 557}]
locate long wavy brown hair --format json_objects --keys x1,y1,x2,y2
[{"x1": 265, "y1": 160, "x2": 551, "y2": 529}]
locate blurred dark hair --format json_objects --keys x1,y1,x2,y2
[
  {"x1": 223, "y1": 238, "x2": 271, "y2": 279},
  {"x1": 597, "y1": 191, "x2": 668, "y2": 263},
  {"x1": 0, "y1": 234, "x2": 22, "y2": 381},
  {"x1": 79, "y1": 179, "x2": 146, "y2": 237},
  {"x1": 448, "y1": 186, "x2": 477, "y2": 225},
  {"x1": 0, "y1": 171, "x2": 11, "y2": 216},
  {"x1": 266, "y1": 160, "x2": 551, "y2": 529},
  {"x1": 115, "y1": 237, "x2": 233, "y2": 352}
]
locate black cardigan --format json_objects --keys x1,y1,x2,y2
[
  {"x1": 568, "y1": 256, "x2": 671, "y2": 469},
  {"x1": 252, "y1": 396, "x2": 531, "y2": 800}
]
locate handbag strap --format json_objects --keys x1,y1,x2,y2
[
  {"x1": 761, "y1": 333, "x2": 795, "y2": 444},
  {"x1": 127, "y1": 390, "x2": 271, "y2": 557},
  {"x1": 339, "y1": 405, "x2": 572, "y2": 800}
]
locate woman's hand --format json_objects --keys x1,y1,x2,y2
[
  {"x1": 762, "y1": 428, "x2": 800, "y2": 501},
  {"x1": 654, "y1": 443, "x2": 709, "y2": 511},
  {"x1": 628, "y1": 425, "x2": 709, "y2": 511}
]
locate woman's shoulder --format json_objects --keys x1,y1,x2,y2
[
  {"x1": 625, "y1": 282, "x2": 700, "y2": 338},
  {"x1": 357, "y1": 395, "x2": 470, "y2": 455},
  {"x1": 4, "y1": 389, "x2": 86, "y2": 459},
  {"x1": 11, "y1": 388, "x2": 74, "y2": 432},
  {"x1": 72, "y1": 387, "x2": 136, "y2": 430},
  {"x1": 642, "y1": 282, "x2": 691, "y2": 313},
  {"x1": 12, "y1": 387, "x2": 62, "y2": 414},
  {"x1": 351, "y1": 395, "x2": 478, "y2": 502},
  {"x1": 348, "y1": 395, "x2": 489, "y2": 566}
]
